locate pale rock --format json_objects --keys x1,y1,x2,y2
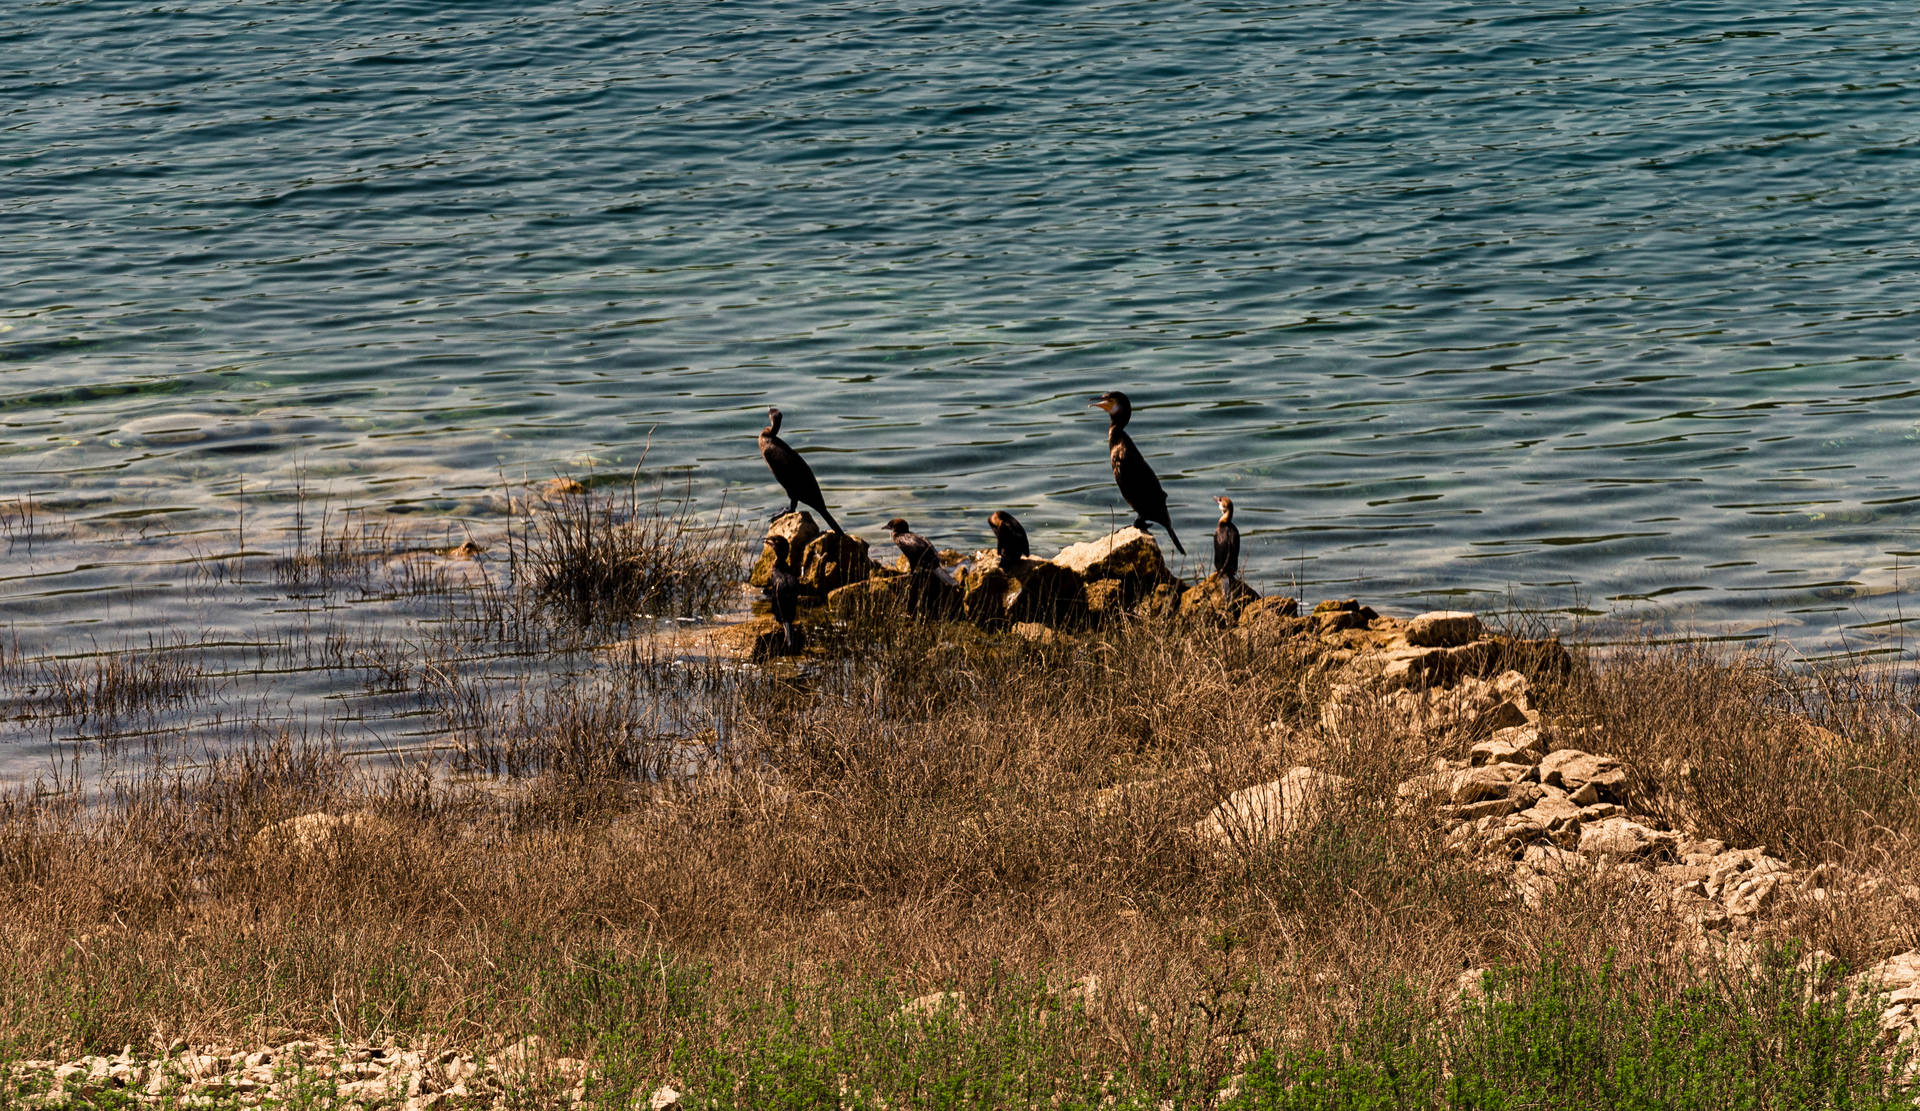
[
  {"x1": 648, "y1": 1085, "x2": 683, "y2": 1111},
  {"x1": 1518, "y1": 790, "x2": 1583, "y2": 841},
  {"x1": 1470, "y1": 724, "x2": 1545, "y2": 767},
  {"x1": 1724, "y1": 871, "x2": 1785, "y2": 918},
  {"x1": 1537, "y1": 749, "x2": 1630, "y2": 802},
  {"x1": 1405, "y1": 611, "x2": 1485, "y2": 648},
  {"x1": 1448, "y1": 763, "x2": 1531, "y2": 806},
  {"x1": 1579, "y1": 802, "x2": 1622, "y2": 821},
  {"x1": 1193, "y1": 767, "x2": 1351, "y2": 847},
  {"x1": 1050, "y1": 528, "x2": 1173, "y2": 596},
  {"x1": 1578, "y1": 817, "x2": 1676, "y2": 862}
]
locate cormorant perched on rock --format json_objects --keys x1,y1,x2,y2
[
  {"x1": 1213, "y1": 496, "x2": 1240, "y2": 595},
  {"x1": 759, "y1": 407, "x2": 844, "y2": 535},
  {"x1": 989, "y1": 510, "x2": 1029, "y2": 562},
  {"x1": 1090, "y1": 390, "x2": 1185, "y2": 555},
  {"x1": 762, "y1": 535, "x2": 802, "y2": 654},
  {"x1": 885, "y1": 517, "x2": 939, "y2": 614}
]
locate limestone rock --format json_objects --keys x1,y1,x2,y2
[
  {"x1": 1406, "y1": 611, "x2": 1485, "y2": 648},
  {"x1": 1181, "y1": 574, "x2": 1258, "y2": 625},
  {"x1": 1447, "y1": 763, "x2": 1532, "y2": 806},
  {"x1": 1050, "y1": 529, "x2": 1173, "y2": 598},
  {"x1": 1538, "y1": 749, "x2": 1630, "y2": 803},
  {"x1": 748, "y1": 512, "x2": 821, "y2": 587},
  {"x1": 800, "y1": 532, "x2": 871, "y2": 594},
  {"x1": 1470, "y1": 724, "x2": 1546, "y2": 767},
  {"x1": 1239, "y1": 595, "x2": 1300, "y2": 626},
  {"x1": 1194, "y1": 767, "x2": 1350, "y2": 848},
  {"x1": 1578, "y1": 817, "x2": 1676, "y2": 862},
  {"x1": 649, "y1": 1085, "x2": 683, "y2": 1111},
  {"x1": 1313, "y1": 599, "x2": 1376, "y2": 633},
  {"x1": 1083, "y1": 578, "x2": 1127, "y2": 622},
  {"x1": 826, "y1": 575, "x2": 908, "y2": 619}
]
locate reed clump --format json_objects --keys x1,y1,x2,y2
[
  {"x1": 3, "y1": 593, "x2": 1919, "y2": 1104},
  {"x1": 514, "y1": 471, "x2": 744, "y2": 627}
]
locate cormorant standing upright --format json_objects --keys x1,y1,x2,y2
[
  {"x1": 1213, "y1": 496, "x2": 1240, "y2": 586},
  {"x1": 762, "y1": 535, "x2": 802, "y2": 653},
  {"x1": 989, "y1": 510, "x2": 1030, "y2": 562},
  {"x1": 885, "y1": 517, "x2": 939, "y2": 614},
  {"x1": 759, "y1": 407, "x2": 844, "y2": 535},
  {"x1": 1090, "y1": 390, "x2": 1185, "y2": 555}
]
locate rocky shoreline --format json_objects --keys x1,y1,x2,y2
[{"x1": 13, "y1": 526, "x2": 1920, "y2": 1107}]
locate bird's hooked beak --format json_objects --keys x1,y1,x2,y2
[{"x1": 1091, "y1": 397, "x2": 1114, "y2": 413}]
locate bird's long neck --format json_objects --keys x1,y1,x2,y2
[
  {"x1": 1107, "y1": 411, "x2": 1129, "y2": 444},
  {"x1": 1218, "y1": 506, "x2": 1233, "y2": 526},
  {"x1": 765, "y1": 411, "x2": 782, "y2": 437}
]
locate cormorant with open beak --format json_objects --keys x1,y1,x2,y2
[
  {"x1": 1213, "y1": 496, "x2": 1240, "y2": 584},
  {"x1": 989, "y1": 510, "x2": 1030, "y2": 563},
  {"x1": 758, "y1": 407, "x2": 844, "y2": 535},
  {"x1": 762, "y1": 535, "x2": 802, "y2": 654},
  {"x1": 886, "y1": 517, "x2": 940, "y2": 614},
  {"x1": 1090, "y1": 390, "x2": 1185, "y2": 554}
]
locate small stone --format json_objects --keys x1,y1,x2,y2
[{"x1": 648, "y1": 1084, "x2": 683, "y2": 1111}]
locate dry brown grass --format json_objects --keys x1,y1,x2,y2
[{"x1": 1, "y1": 607, "x2": 1917, "y2": 1092}]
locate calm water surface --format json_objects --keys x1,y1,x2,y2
[{"x1": 6, "y1": 0, "x2": 1920, "y2": 775}]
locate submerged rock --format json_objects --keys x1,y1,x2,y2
[{"x1": 962, "y1": 552, "x2": 1088, "y2": 628}]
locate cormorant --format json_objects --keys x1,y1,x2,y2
[
  {"x1": 759, "y1": 407, "x2": 844, "y2": 535},
  {"x1": 885, "y1": 517, "x2": 939, "y2": 614},
  {"x1": 1090, "y1": 390, "x2": 1185, "y2": 555},
  {"x1": 762, "y1": 535, "x2": 801, "y2": 653},
  {"x1": 989, "y1": 510, "x2": 1030, "y2": 562},
  {"x1": 1213, "y1": 495, "x2": 1240, "y2": 584}
]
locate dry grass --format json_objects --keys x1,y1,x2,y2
[
  {"x1": 4, "y1": 502, "x2": 1920, "y2": 1105},
  {"x1": 6, "y1": 600, "x2": 1917, "y2": 1075}
]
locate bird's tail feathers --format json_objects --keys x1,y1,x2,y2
[{"x1": 817, "y1": 506, "x2": 844, "y2": 535}]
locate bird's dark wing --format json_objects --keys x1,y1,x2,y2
[
  {"x1": 1111, "y1": 435, "x2": 1169, "y2": 519},
  {"x1": 1215, "y1": 522, "x2": 1239, "y2": 579},
  {"x1": 761, "y1": 436, "x2": 826, "y2": 508}
]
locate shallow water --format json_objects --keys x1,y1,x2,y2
[{"x1": 6, "y1": 0, "x2": 1920, "y2": 774}]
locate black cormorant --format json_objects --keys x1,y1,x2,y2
[
  {"x1": 759, "y1": 407, "x2": 844, "y2": 535},
  {"x1": 989, "y1": 510, "x2": 1030, "y2": 562},
  {"x1": 762, "y1": 535, "x2": 801, "y2": 653},
  {"x1": 1090, "y1": 390, "x2": 1185, "y2": 555},
  {"x1": 1213, "y1": 496, "x2": 1240, "y2": 584},
  {"x1": 885, "y1": 517, "x2": 939, "y2": 614}
]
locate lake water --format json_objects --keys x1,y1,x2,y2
[{"x1": 6, "y1": 0, "x2": 1920, "y2": 775}]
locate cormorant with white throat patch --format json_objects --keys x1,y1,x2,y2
[
  {"x1": 1090, "y1": 390, "x2": 1185, "y2": 555},
  {"x1": 758, "y1": 407, "x2": 844, "y2": 535}
]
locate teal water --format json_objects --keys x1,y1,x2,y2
[{"x1": 6, "y1": 0, "x2": 1920, "y2": 772}]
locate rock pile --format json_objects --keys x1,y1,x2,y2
[{"x1": 1193, "y1": 610, "x2": 1920, "y2": 1051}]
